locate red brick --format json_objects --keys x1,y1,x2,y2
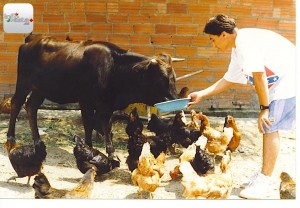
[
  {"x1": 86, "y1": 14, "x2": 106, "y2": 23},
  {"x1": 188, "y1": 4, "x2": 210, "y2": 14},
  {"x1": 87, "y1": 34, "x2": 108, "y2": 41},
  {"x1": 167, "y1": 3, "x2": 187, "y2": 13},
  {"x1": 175, "y1": 47, "x2": 197, "y2": 57},
  {"x1": 154, "y1": 47, "x2": 174, "y2": 56},
  {"x1": 0, "y1": 74, "x2": 17, "y2": 84},
  {"x1": 149, "y1": 14, "x2": 172, "y2": 23},
  {"x1": 108, "y1": 14, "x2": 129, "y2": 23},
  {"x1": 172, "y1": 14, "x2": 193, "y2": 24},
  {"x1": 49, "y1": 24, "x2": 69, "y2": 33},
  {"x1": 133, "y1": 24, "x2": 155, "y2": 34},
  {"x1": 108, "y1": 35, "x2": 129, "y2": 45},
  {"x1": 151, "y1": 35, "x2": 172, "y2": 45},
  {"x1": 4, "y1": 34, "x2": 24, "y2": 43},
  {"x1": 65, "y1": 13, "x2": 86, "y2": 23},
  {"x1": 43, "y1": 13, "x2": 65, "y2": 23},
  {"x1": 113, "y1": 24, "x2": 133, "y2": 34},
  {"x1": 274, "y1": 0, "x2": 295, "y2": 7},
  {"x1": 177, "y1": 25, "x2": 199, "y2": 35},
  {"x1": 6, "y1": 44, "x2": 20, "y2": 53},
  {"x1": 130, "y1": 35, "x2": 150, "y2": 45},
  {"x1": 129, "y1": 14, "x2": 150, "y2": 23},
  {"x1": 257, "y1": 18, "x2": 278, "y2": 29},
  {"x1": 155, "y1": 24, "x2": 176, "y2": 34},
  {"x1": 64, "y1": 34, "x2": 87, "y2": 41},
  {"x1": 130, "y1": 45, "x2": 154, "y2": 56},
  {"x1": 172, "y1": 36, "x2": 193, "y2": 45},
  {"x1": 86, "y1": 2, "x2": 106, "y2": 13},
  {"x1": 91, "y1": 24, "x2": 112, "y2": 33},
  {"x1": 70, "y1": 24, "x2": 91, "y2": 33},
  {"x1": 119, "y1": 3, "x2": 141, "y2": 13},
  {"x1": 278, "y1": 20, "x2": 295, "y2": 31},
  {"x1": 33, "y1": 23, "x2": 49, "y2": 33},
  {"x1": 107, "y1": 3, "x2": 119, "y2": 13},
  {"x1": 74, "y1": 3, "x2": 85, "y2": 12}
]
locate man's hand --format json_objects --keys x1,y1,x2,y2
[{"x1": 258, "y1": 109, "x2": 272, "y2": 134}]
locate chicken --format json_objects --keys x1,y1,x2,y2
[
  {"x1": 186, "y1": 110, "x2": 200, "y2": 130},
  {"x1": 170, "y1": 111, "x2": 202, "y2": 148},
  {"x1": 179, "y1": 150, "x2": 233, "y2": 199},
  {"x1": 126, "y1": 130, "x2": 171, "y2": 172},
  {"x1": 32, "y1": 167, "x2": 96, "y2": 199},
  {"x1": 131, "y1": 142, "x2": 166, "y2": 199},
  {"x1": 147, "y1": 113, "x2": 172, "y2": 136},
  {"x1": 0, "y1": 96, "x2": 12, "y2": 114},
  {"x1": 73, "y1": 135, "x2": 120, "y2": 176},
  {"x1": 223, "y1": 115, "x2": 241, "y2": 152},
  {"x1": 126, "y1": 110, "x2": 172, "y2": 172},
  {"x1": 4, "y1": 139, "x2": 47, "y2": 185},
  {"x1": 279, "y1": 172, "x2": 296, "y2": 199},
  {"x1": 169, "y1": 136, "x2": 214, "y2": 179},
  {"x1": 125, "y1": 107, "x2": 144, "y2": 137},
  {"x1": 198, "y1": 112, "x2": 233, "y2": 157},
  {"x1": 178, "y1": 87, "x2": 190, "y2": 98}
]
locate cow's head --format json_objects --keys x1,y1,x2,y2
[{"x1": 132, "y1": 55, "x2": 178, "y2": 105}]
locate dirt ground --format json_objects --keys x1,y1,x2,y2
[{"x1": 0, "y1": 109, "x2": 296, "y2": 203}]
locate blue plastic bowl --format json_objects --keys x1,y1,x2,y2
[{"x1": 154, "y1": 98, "x2": 191, "y2": 112}]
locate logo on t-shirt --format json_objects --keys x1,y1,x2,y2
[{"x1": 246, "y1": 66, "x2": 279, "y2": 88}]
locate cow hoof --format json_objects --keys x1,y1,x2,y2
[{"x1": 7, "y1": 136, "x2": 16, "y2": 144}]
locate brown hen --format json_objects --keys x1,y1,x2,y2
[
  {"x1": 180, "y1": 150, "x2": 233, "y2": 199},
  {"x1": 131, "y1": 142, "x2": 166, "y2": 199},
  {"x1": 223, "y1": 115, "x2": 241, "y2": 152},
  {"x1": 32, "y1": 167, "x2": 96, "y2": 199}
]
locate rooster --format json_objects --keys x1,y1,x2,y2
[
  {"x1": 32, "y1": 167, "x2": 96, "y2": 199},
  {"x1": 198, "y1": 112, "x2": 233, "y2": 157},
  {"x1": 179, "y1": 150, "x2": 233, "y2": 199},
  {"x1": 223, "y1": 115, "x2": 241, "y2": 152},
  {"x1": 131, "y1": 142, "x2": 166, "y2": 199},
  {"x1": 4, "y1": 139, "x2": 47, "y2": 185},
  {"x1": 73, "y1": 135, "x2": 120, "y2": 176}
]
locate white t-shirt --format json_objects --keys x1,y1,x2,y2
[{"x1": 223, "y1": 28, "x2": 296, "y2": 102}]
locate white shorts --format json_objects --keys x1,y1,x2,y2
[{"x1": 263, "y1": 97, "x2": 296, "y2": 134}]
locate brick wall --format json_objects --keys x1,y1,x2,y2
[{"x1": 0, "y1": 0, "x2": 296, "y2": 110}]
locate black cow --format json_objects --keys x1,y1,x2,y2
[{"x1": 6, "y1": 34, "x2": 179, "y2": 157}]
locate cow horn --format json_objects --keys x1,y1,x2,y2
[
  {"x1": 151, "y1": 58, "x2": 157, "y2": 63},
  {"x1": 171, "y1": 57, "x2": 185, "y2": 62}
]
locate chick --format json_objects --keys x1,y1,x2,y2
[
  {"x1": 32, "y1": 168, "x2": 96, "y2": 199},
  {"x1": 279, "y1": 172, "x2": 296, "y2": 199}
]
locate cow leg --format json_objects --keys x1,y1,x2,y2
[
  {"x1": 6, "y1": 87, "x2": 31, "y2": 142},
  {"x1": 79, "y1": 102, "x2": 94, "y2": 147},
  {"x1": 24, "y1": 91, "x2": 45, "y2": 144},
  {"x1": 94, "y1": 110, "x2": 115, "y2": 157}
]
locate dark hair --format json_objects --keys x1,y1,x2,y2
[{"x1": 203, "y1": 14, "x2": 236, "y2": 36}]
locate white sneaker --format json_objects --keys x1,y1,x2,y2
[
  {"x1": 240, "y1": 172, "x2": 260, "y2": 188},
  {"x1": 239, "y1": 173, "x2": 278, "y2": 199}
]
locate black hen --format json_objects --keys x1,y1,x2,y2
[
  {"x1": 147, "y1": 114, "x2": 172, "y2": 135},
  {"x1": 170, "y1": 111, "x2": 202, "y2": 148},
  {"x1": 4, "y1": 139, "x2": 47, "y2": 184},
  {"x1": 126, "y1": 107, "x2": 144, "y2": 137},
  {"x1": 190, "y1": 144, "x2": 215, "y2": 176},
  {"x1": 126, "y1": 110, "x2": 172, "y2": 172},
  {"x1": 73, "y1": 135, "x2": 120, "y2": 176}
]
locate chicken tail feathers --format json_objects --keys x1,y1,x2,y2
[{"x1": 34, "y1": 140, "x2": 47, "y2": 162}]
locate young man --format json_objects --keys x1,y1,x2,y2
[{"x1": 188, "y1": 14, "x2": 296, "y2": 199}]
